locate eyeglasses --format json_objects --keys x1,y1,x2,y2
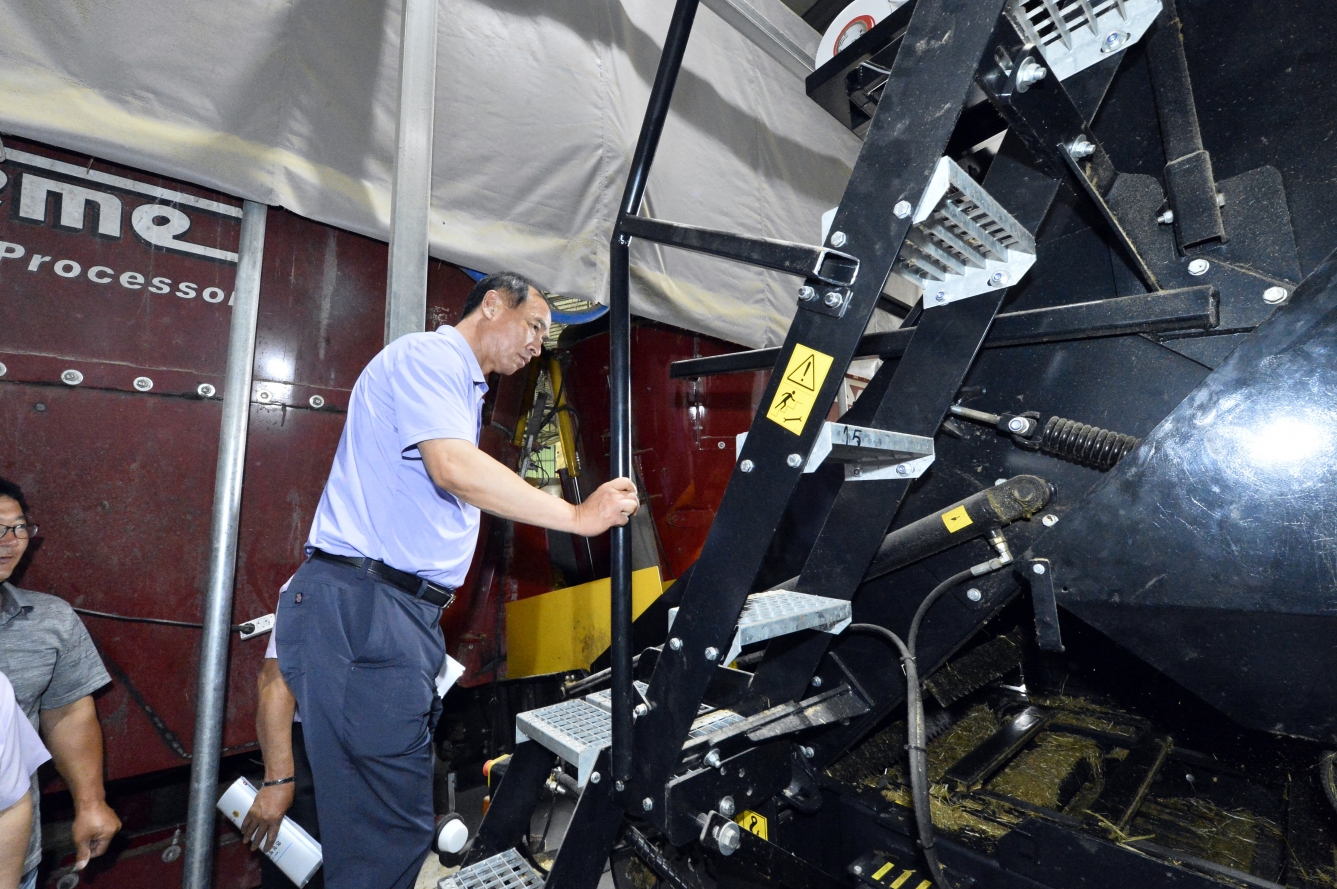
[{"x1": 0, "y1": 524, "x2": 38, "y2": 541}]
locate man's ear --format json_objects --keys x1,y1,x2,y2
[{"x1": 482, "y1": 290, "x2": 502, "y2": 320}]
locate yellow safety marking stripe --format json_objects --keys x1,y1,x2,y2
[
  {"x1": 889, "y1": 870, "x2": 915, "y2": 888},
  {"x1": 941, "y1": 504, "x2": 973, "y2": 533},
  {"x1": 765, "y1": 344, "x2": 834, "y2": 435},
  {"x1": 871, "y1": 862, "x2": 896, "y2": 881}
]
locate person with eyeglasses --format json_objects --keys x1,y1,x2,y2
[{"x1": 0, "y1": 478, "x2": 119, "y2": 888}]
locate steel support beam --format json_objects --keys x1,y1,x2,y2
[
  {"x1": 384, "y1": 0, "x2": 439, "y2": 344},
  {"x1": 182, "y1": 201, "x2": 267, "y2": 889}
]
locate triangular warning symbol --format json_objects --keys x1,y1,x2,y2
[{"x1": 786, "y1": 354, "x2": 817, "y2": 390}]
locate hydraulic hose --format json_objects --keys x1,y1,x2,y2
[{"x1": 848, "y1": 553, "x2": 1011, "y2": 889}]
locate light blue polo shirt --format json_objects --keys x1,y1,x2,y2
[{"x1": 307, "y1": 325, "x2": 488, "y2": 587}]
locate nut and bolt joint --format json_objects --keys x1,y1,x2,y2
[
  {"x1": 309, "y1": 394, "x2": 325, "y2": 409},
  {"x1": 798, "y1": 285, "x2": 816, "y2": 302},
  {"x1": 61, "y1": 369, "x2": 83, "y2": 385},
  {"x1": 801, "y1": 746, "x2": 815, "y2": 759},
  {"x1": 615, "y1": 780, "x2": 626, "y2": 791},
  {"x1": 1007, "y1": 416, "x2": 1029, "y2": 434},
  {"x1": 1157, "y1": 210, "x2": 1175, "y2": 225},
  {"x1": 824, "y1": 291, "x2": 844, "y2": 308},
  {"x1": 740, "y1": 459, "x2": 755, "y2": 473},
  {"x1": 197, "y1": 383, "x2": 216, "y2": 398},
  {"x1": 934, "y1": 290, "x2": 947, "y2": 303},
  {"x1": 705, "y1": 647, "x2": 720, "y2": 661},
  {"x1": 590, "y1": 772, "x2": 601, "y2": 784},
  {"x1": 1032, "y1": 563, "x2": 1047, "y2": 575},
  {"x1": 894, "y1": 200, "x2": 913, "y2": 219},
  {"x1": 1016, "y1": 57, "x2": 1047, "y2": 90},
  {"x1": 786, "y1": 453, "x2": 803, "y2": 468},
  {"x1": 1263, "y1": 286, "x2": 1289, "y2": 305},
  {"x1": 133, "y1": 376, "x2": 154, "y2": 392},
  {"x1": 633, "y1": 703, "x2": 648, "y2": 719},
  {"x1": 1042, "y1": 514, "x2": 1059, "y2": 527},
  {"x1": 811, "y1": 676, "x2": 823, "y2": 688},
  {"x1": 718, "y1": 796, "x2": 736, "y2": 817},
  {"x1": 989, "y1": 271, "x2": 1010, "y2": 287},
  {"x1": 830, "y1": 231, "x2": 847, "y2": 247},
  {"x1": 1188, "y1": 258, "x2": 1211, "y2": 276},
  {"x1": 895, "y1": 464, "x2": 909, "y2": 476},
  {"x1": 642, "y1": 797, "x2": 654, "y2": 812},
  {"x1": 1069, "y1": 138, "x2": 1095, "y2": 159},
  {"x1": 704, "y1": 748, "x2": 722, "y2": 769},
  {"x1": 966, "y1": 587, "x2": 983, "y2": 602},
  {"x1": 669, "y1": 637, "x2": 682, "y2": 650}
]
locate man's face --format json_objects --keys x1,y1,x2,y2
[
  {"x1": 0, "y1": 496, "x2": 29, "y2": 584},
  {"x1": 486, "y1": 288, "x2": 551, "y2": 375}
]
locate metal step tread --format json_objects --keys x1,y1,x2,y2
[
  {"x1": 584, "y1": 681, "x2": 648, "y2": 713},
  {"x1": 439, "y1": 848, "x2": 544, "y2": 889},
  {"x1": 735, "y1": 589, "x2": 852, "y2": 647}
]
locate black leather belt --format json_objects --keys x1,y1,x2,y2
[{"x1": 309, "y1": 549, "x2": 456, "y2": 609}]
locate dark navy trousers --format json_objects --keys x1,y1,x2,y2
[{"x1": 275, "y1": 557, "x2": 445, "y2": 889}]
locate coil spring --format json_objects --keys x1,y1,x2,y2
[{"x1": 1040, "y1": 416, "x2": 1140, "y2": 470}]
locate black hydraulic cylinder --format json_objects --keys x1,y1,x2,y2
[
  {"x1": 864, "y1": 474, "x2": 1051, "y2": 582},
  {"x1": 608, "y1": 0, "x2": 701, "y2": 786}
]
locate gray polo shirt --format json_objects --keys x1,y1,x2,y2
[{"x1": 0, "y1": 582, "x2": 111, "y2": 873}]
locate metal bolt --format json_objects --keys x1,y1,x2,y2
[
  {"x1": 704, "y1": 748, "x2": 722, "y2": 769},
  {"x1": 802, "y1": 746, "x2": 815, "y2": 759},
  {"x1": 0, "y1": 362, "x2": 6, "y2": 377},
  {"x1": 1157, "y1": 210, "x2": 1175, "y2": 225},
  {"x1": 705, "y1": 647, "x2": 719, "y2": 661},
  {"x1": 830, "y1": 231, "x2": 847, "y2": 247},
  {"x1": 995, "y1": 478, "x2": 1007, "y2": 486},
  {"x1": 894, "y1": 200, "x2": 912, "y2": 219},
  {"x1": 1007, "y1": 416, "x2": 1028, "y2": 433},
  {"x1": 824, "y1": 291, "x2": 843, "y2": 308},
  {"x1": 715, "y1": 821, "x2": 742, "y2": 856},
  {"x1": 197, "y1": 383, "x2": 216, "y2": 398},
  {"x1": 1016, "y1": 57, "x2": 1047, "y2": 91},
  {"x1": 590, "y1": 771, "x2": 601, "y2": 784},
  {"x1": 787, "y1": 453, "x2": 803, "y2": 468},
  {"x1": 740, "y1": 459, "x2": 754, "y2": 473},
  {"x1": 717, "y1": 440, "x2": 726, "y2": 449},
  {"x1": 615, "y1": 780, "x2": 626, "y2": 791},
  {"x1": 798, "y1": 285, "x2": 816, "y2": 302},
  {"x1": 1263, "y1": 286, "x2": 1288, "y2": 305},
  {"x1": 61, "y1": 369, "x2": 83, "y2": 386},
  {"x1": 1188, "y1": 258, "x2": 1211, "y2": 276},
  {"x1": 811, "y1": 675, "x2": 823, "y2": 688},
  {"x1": 852, "y1": 467, "x2": 862, "y2": 477},
  {"x1": 966, "y1": 588, "x2": 983, "y2": 602},
  {"x1": 718, "y1": 795, "x2": 736, "y2": 817},
  {"x1": 1042, "y1": 514, "x2": 1059, "y2": 527},
  {"x1": 1101, "y1": 30, "x2": 1129, "y2": 53},
  {"x1": 256, "y1": 388, "x2": 273, "y2": 403},
  {"x1": 1069, "y1": 138, "x2": 1095, "y2": 159},
  {"x1": 989, "y1": 271, "x2": 1010, "y2": 287},
  {"x1": 1032, "y1": 563, "x2": 1047, "y2": 575},
  {"x1": 633, "y1": 703, "x2": 648, "y2": 719},
  {"x1": 853, "y1": 865, "x2": 864, "y2": 875},
  {"x1": 934, "y1": 291, "x2": 947, "y2": 303},
  {"x1": 1216, "y1": 193, "x2": 1226, "y2": 207},
  {"x1": 309, "y1": 394, "x2": 325, "y2": 409},
  {"x1": 133, "y1": 376, "x2": 153, "y2": 392},
  {"x1": 895, "y1": 464, "x2": 908, "y2": 476},
  {"x1": 642, "y1": 797, "x2": 654, "y2": 811},
  {"x1": 669, "y1": 637, "x2": 682, "y2": 650}
]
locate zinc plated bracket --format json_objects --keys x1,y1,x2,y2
[
  {"x1": 1025, "y1": 557, "x2": 1065, "y2": 652},
  {"x1": 737, "y1": 421, "x2": 935, "y2": 481}
]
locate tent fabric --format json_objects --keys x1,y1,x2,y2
[{"x1": 0, "y1": 0, "x2": 863, "y2": 348}]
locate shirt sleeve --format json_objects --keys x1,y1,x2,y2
[
  {"x1": 0, "y1": 674, "x2": 49, "y2": 811},
  {"x1": 40, "y1": 610, "x2": 111, "y2": 712},
  {"x1": 390, "y1": 338, "x2": 480, "y2": 453}
]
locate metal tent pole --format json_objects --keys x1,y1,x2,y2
[
  {"x1": 182, "y1": 201, "x2": 268, "y2": 889},
  {"x1": 609, "y1": 0, "x2": 701, "y2": 788},
  {"x1": 384, "y1": 0, "x2": 440, "y2": 344}
]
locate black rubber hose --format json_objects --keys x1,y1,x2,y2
[{"x1": 849, "y1": 566, "x2": 983, "y2": 889}]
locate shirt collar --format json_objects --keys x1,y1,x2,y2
[
  {"x1": 435, "y1": 325, "x2": 488, "y2": 388},
  {"x1": 0, "y1": 583, "x2": 34, "y2": 625}
]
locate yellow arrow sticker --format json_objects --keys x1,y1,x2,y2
[
  {"x1": 735, "y1": 810, "x2": 768, "y2": 840},
  {"x1": 941, "y1": 505, "x2": 973, "y2": 533},
  {"x1": 766, "y1": 344, "x2": 834, "y2": 435}
]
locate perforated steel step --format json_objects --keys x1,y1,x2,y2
[
  {"x1": 439, "y1": 848, "x2": 544, "y2": 889},
  {"x1": 515, "y1": 698, "x2": 611, "y2": 787},
  {"x1": 584, "y1": 681, "x2": 648, "y2": 713}
]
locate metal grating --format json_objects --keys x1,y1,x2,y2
[
  {"x1": 585, "y1": 681, "x2": 649, "y2": 713},
  {"x1": 1006, "y1": 0, "x2": 1162, "y2": 80},
  {"x1": 515, "y1": 699, "x2": 611, "y2": 786},
  {"x1": 440, "y1": 848, "x2": 545, "y2": 889},
  {"x1": 689, "y1": 708, "x2": 747, "y2": 741},
  {"x1": 894, "y1": 157, "x2": 1037, "y2": 308}
]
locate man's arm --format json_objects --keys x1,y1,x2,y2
[
  {"x1": 39, "y1": 697, "x2": 120, "y2": 870},
  {"x1": 418, "y1": 438, "x2": 638, "y2": 536},
  {"x1": 0, "y1": 794, "x2": 31, "y2": 889},
  {"x1": 241, "y1": 658, "x2": 296, "y2": 853}
]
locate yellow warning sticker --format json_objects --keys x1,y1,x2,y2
[
  {"x1": 941, "y1": 505, "x2": 973, "y2": 533},
  {"x1": 872, "y1": 863, "x2": 896, "y2": 881},
  {"x1": 766, "y1": 344, "x2": 834, "y2": 435},
  {"x1": 735, "y1": 810, "x2": 768, "y2": 840}
]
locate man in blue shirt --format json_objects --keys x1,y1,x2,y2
[{"x1": 275, "y1": 272, "x2": 638, "y2": 889}]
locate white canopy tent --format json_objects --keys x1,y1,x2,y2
[{"x1": 0, "y1": 0, "x2": 868, "y2": 348}]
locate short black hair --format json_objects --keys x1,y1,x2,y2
[
  {"x1": 461, "y1": 271, "x2": 544, "y2": 320},
  {"x1": 0, "y1": 477, "x2": 29, "y2": 518}
]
